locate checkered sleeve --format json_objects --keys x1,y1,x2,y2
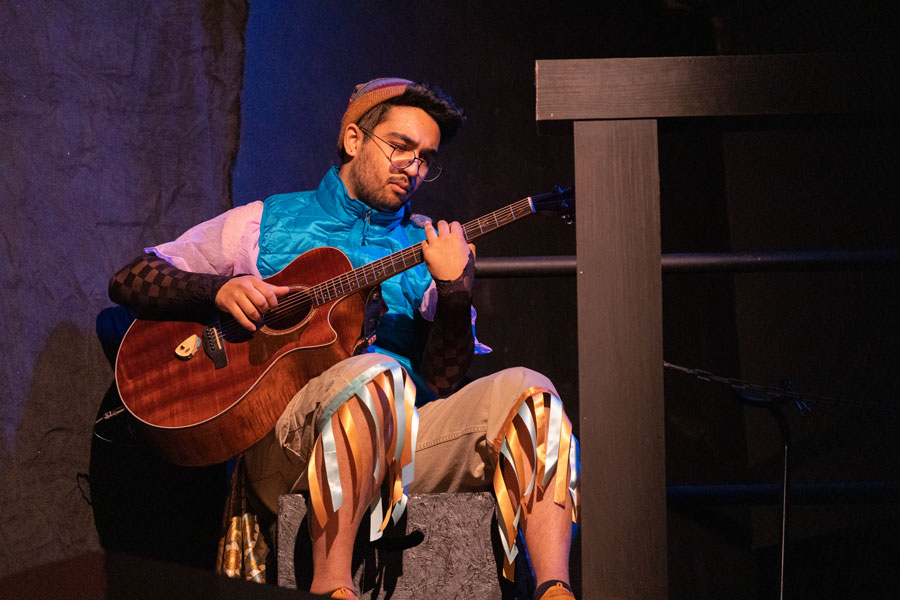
[
  {"x1": 421, "y1": 253, "x2": 475, "y2": 396},
  {"x1": 108, "y1": 253, "x2": 232, "y2": 321}
]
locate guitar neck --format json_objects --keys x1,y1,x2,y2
[{"x1": 311, "y1": 197, "x2": 536, "y2": 306}]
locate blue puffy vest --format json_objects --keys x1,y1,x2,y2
[{"x1": 257, "y1": 167, "x2": 434, "y2": 399}]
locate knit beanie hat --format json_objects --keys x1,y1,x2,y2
[{"x1": 337, "y1": 77, "x2": 413, "y2": 152}]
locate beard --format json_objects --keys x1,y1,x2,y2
[{"x1": 346, "y1": 151, "x2": 417, "y2": 213}]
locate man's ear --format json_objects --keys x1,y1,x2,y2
[{"x1": 342, "y1": 124, "x2": 364, "y2": 158}]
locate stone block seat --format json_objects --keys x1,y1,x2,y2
[{"x1": 276, "y1": 492, "x2": 534, "y2": 599}]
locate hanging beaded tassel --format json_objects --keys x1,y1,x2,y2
[{"x1": 216, "y1": 455, "x2": 269, "y2": 583}]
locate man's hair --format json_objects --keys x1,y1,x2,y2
[{"x1": 340, "y1": 82, "x2": 465, "y2": 159}]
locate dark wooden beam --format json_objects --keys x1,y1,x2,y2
[{"x1": 536, "y1": 54, "x2": 900, "y2": 123}]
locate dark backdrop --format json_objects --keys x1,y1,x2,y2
[{"x1": 2, "y1": 2, "x2": 899, "y2": 599}]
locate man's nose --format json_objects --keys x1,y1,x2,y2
[{"x1": 399, "y1": 158, "x2": 421, "y2": 180}]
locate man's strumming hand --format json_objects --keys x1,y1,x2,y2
[{"x1": 215, "y1": 275, "x2": 290, "y2": 331}]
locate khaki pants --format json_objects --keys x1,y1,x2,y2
[{"x1": 244, "y1": 353, "x2": 558, "y2": 515}]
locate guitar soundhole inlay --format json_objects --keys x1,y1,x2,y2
[{"x1": 263, "y1": 287, "x2": 313, "y2": 332}]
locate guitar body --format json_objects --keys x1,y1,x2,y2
[{"x1": 115, "y1": 247, "x2": 377, "y2": 466}]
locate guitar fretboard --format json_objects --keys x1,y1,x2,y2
[{"x1": 310, "y1": 197, "x2": 536, "y2": 305}]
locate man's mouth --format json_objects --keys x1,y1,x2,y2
[{"x1": 388, "y1": 179, "x2": 410, "y2": 195}]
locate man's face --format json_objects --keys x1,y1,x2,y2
[{"x1": 342, "y1": 105, "x2": 441, "y2": 212}]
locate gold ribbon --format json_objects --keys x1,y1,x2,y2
[
  {"x1": 307, "y1": 363, "x2": 417, "y2": 540},
  {"x1": 492, "y1": 389, "x2": 580, "y2": 580}
]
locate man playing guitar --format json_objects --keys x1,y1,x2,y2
[{"x1": 110, "y1": 77, "x2": 579, "y2": 600}]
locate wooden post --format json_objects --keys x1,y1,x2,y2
[{"x1": 575, "y1": 119, "x2": 666, "y2": 599}]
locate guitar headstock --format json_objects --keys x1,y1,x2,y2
[{"x1": 530, "y1": 186, "x2": 575, "y2": 224}]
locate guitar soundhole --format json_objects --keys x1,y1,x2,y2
[{"x1": 262, "y1": 287, "x2": 314, "y2": 332}]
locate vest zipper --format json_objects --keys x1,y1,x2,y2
[{"x1": 361, "y1": 209, "x2": 371, "y2": 245}]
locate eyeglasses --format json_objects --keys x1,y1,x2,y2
[{"x1": 358, "y1": 127, "x2": 443, "y2": 182}]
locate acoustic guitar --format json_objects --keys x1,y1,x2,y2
[{"x1": 115, "y1": 187, "x2": 574, "y2": 466}]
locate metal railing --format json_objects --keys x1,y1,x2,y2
[{"x1": 475, "y1": 249, "x2": 900, "y2": 277}]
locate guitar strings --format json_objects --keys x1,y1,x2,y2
[
  {"x1": 268, "y1": 199, "x2": 529, "y2": 317},
  {"x1": 212, "y1": 198, "x2": 535, "y2": 339},
  {"x1": 214, "y1": 200, "x2": 533, "y2": 337}
]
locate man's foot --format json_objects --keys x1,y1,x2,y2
[
  {"x1": 534, "y1": 580, "x2": 576, "y2": 599},
  {"x1": 327, "y1": 588, "x2": 359, "y2": 600}
]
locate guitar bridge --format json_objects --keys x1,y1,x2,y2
[{"x1": 202, "y1": 326, "x2": 228, "y2": 369}]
